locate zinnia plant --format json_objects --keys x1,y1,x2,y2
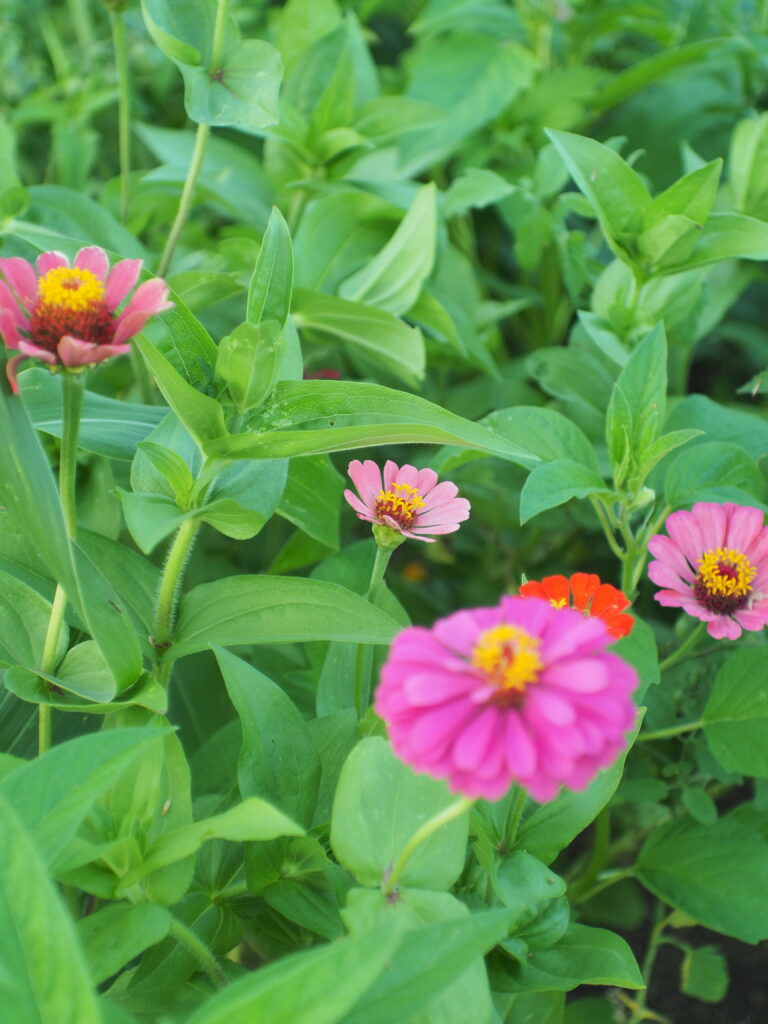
[
  {"x1": 344, "y1": 459, "x2": 471, "y2": 543},
  {"x1": 375, "y1": 595, "x2": 638, "y2": 803},
  {"x1": 0, "y1": 247, "x2": 172, "y2": 389},
  {"x1": 518, "y1": 572, "x2": 634, "y2": 639},
  {"x1": 647, "y1": 502, "x2": 768, "y2": 640}
]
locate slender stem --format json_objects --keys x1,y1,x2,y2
[
  {"x1": 353, "y1": 545, "x2": 395, "y2": 715},
  {"x1": 590, "y1": 498, "x2": 625, "y2": 562},
  {"x1": 60, "y1": 374, "x2": 84, "y2": 539},
  {"x1": 628, "y1": 904, "x2": 672, "y2": 1024},
  {"x1": 637, "y1": 719, "x2": 704, "y2": 743},
  {"x1": 156, "y1": 0, "x2": 230, "y2": 276},
  {"x1": 366, "y1": 545, "x2": 394, "y2": 601},
  {"x1": 658, "y1": 622, "x2": 707, "y2": 673},
  {"x1": 383, "y1": 797, "x2": 474, "y2": 895},
  {"x1": 168, "y1": 916, "x2": 227, "y2": 987},
  {"x1": 569, "y1": 808, "x2": 611, "y2": 901},
  {"x1": 110, "y1": 10, "x2": 132, "y2": 222},
  {"x1": 40, "y1": 586, "x2": 68, "y2": 679},
  {"x1": 572, "y1": 867, "x2": 635, "y2": 905},
  {"x1": 153, "y1": 518, "x2": 201, "y2": 650}
]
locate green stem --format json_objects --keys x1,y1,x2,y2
[
  {"x1": 572, "y1": 867, "x2": 635, "y2": 905},
  {"x1": 156, "y1": 0, "x2": 230, "y2": 276},
  {"x1": 627, "y1": 904, "x2": 672, "y2": 1024},
  {"x1": 168, "y1": 917, "x2": 227, "y2": 987},
  {"x1": 353, "y1": 545, "x2": 395, "y2": 715},
  {"x1": 366, "y1": 545, "x2": 394, "y2": 601},
  {"x1": 110, "y1": 9, "x2": 132, "y2": 222},
  {"x1": 569, "y1": 808, "x2": 611, "y2": 901},
  {"x1": 502, "y1": 785, "x2": 527, "y2": 850},
  {"x1": 153, "y1": 518, "x2": 201, "y2": 652},
  {"x1": 637, "y1": 719, "x2": 703, "y2": 743},
  {"x1": 383, "y1": 797, "x2": 474, "y2": 895},
  {"x1": 590, "y1": 498, "x2": 625, "y2": 562},
  {"x1": 657, "y1": 622, "x2": 707, "y2": 673},
  {"x1": 60, "y1": 374, "x2": 84, "y2": 539}
]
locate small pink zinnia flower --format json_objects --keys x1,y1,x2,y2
[
  {"x1": 0, "y1": 247, "x2": 173, "y2": 390},
  {"x1": 344, "y1": 459, "x2": 470, "y2": 543},
  {"x1": 647, "y1": 502, "x2": 768, "y2": 640},
  {"x1": 375, "y1": 596, "x2": 637, "y2": 803}
]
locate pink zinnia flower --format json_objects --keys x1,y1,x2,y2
[
  {"x1": 344, "y1": 459, "x2": 470, "y2": 543},
  {"x1": 0, "y1": 247, "x2": 173, "y2": 390},
  {"x1": 647, "y1": 502, "x2": 768, "y2": 640},
  {"x1": 375, "y1": 596, "x2": 637, "y2": 802}
]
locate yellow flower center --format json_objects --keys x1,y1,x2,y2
[
  {"x1": 697, "y1": 547, "x2": 756, "y2": 599},
  {"x1": 472, "y1": 624, "x2": 542, "y2": 695},
  {"x1": 374, "y1": 482, "x2": 426, "y2": 529},
  {"x1": 37, "y1": 267, "x2": 104, "y2": 312}
]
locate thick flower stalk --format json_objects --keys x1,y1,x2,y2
[
  {"x1": 647, "y1": 502, "x2": 768, "y2": 640},
  {"x1": 376, "y1": 595, "x2": 638, "y2": 803},
  {"x1": 519, "y1": 572, "x2": 634, "y2": 640},
  {"x1": 0, "y1": 246, "x2": 172, "y2": 390},
  {"x1": 344, "y1": 459, "x2": 470, "y2": 544}
]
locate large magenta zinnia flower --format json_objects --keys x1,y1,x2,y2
[
  {"x1": 0, "y1": 247, "x2": 173, "y2": 389},
  {"x1": 344, "y1": 459, "x2": 470, "y2": 543},
  {"x1": 648, "y1": 501, "x2": 768, "y2": 640},
  {"x1": 375, "y1": 595, "x2": 637, "y2": 803}
]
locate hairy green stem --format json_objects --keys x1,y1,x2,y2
[
  {"x1": 657, "y1": 621, "x2": 707, "y2": 673},
  {"x1": 383, "y1": 797, "x2": 474, "y2": 895},
  {"x1": 153, "y1": 518, "x2": 201, "y2": 653},
  {"x1": 168, "y1": 916, "x2": 227, "y2": 987},
  {"x1": 637, "y1": 719, "x2": 703, "y2": 743},
  {"x1": 110, "y1": 9, "x2": 132, "y2": 222},
  {"x1": 156, "y1": 0, "x2": 230, "y2": 276}
]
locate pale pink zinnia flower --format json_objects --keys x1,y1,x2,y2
[
  {"x1": 375, "y1": 595, "x2": 637, "y2": 803},
  {"x1": 344, "y1": 459, "x2": 470, "y2": 543},
  {"x1": 648, "y1": 502, "x2": 768, "y2": 640},
  {"x1": 0, "y1": 247, "x2": 173, "y2": 390}
]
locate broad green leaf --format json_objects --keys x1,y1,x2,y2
[
  {"x1": 52, "y1": 641, "x2": 117, "y2": 703},
  {"x1": 680, "y1": 946, "x2": 728, "y2": 1002},
  {"x1": 339, "y1": 184, "x2": 437, "y2": 315},
  {"x1": 19, "y1": 186, "x2": 145, "y2": 257},
  {"x1": 491, "y1": 852, "x2": 566, "y2": 926},
  {"x1": 663, "y1": 212, "x2": 768, "y2": 273},
  {"x1": 186, "y1": 925, "x2": 401, "y2": 1024},
  {"x1": 505, "y1": 924, "x2": 643, "y2": 991},
  {"x1": 703, "y1": 648, "x2": 768, "y2": 777},
  {"x1": 613, "y1": 618, "x2": 659, "y2": 700},
  {"x1": 135, "y1": 335, "x2": 227, "y2": 448},
  {"x1": 443, "y1": 168, "x2": 514, "y2": 218},
  {"x1": 340, "y1": 909, "x2": 515, "y2": 1024},
  {"x1": 169, "y1": 575, "x2": 401, "y2": 660},
  {"x1": 730, "y1": 112, "x2": 768, "y2": 217},
  {"x1": 663, "y1": 441, "x2": 766, "y2": 509},
  {"x1": 0, "y1": 726, "x2": 169, "y2": 870},
  {"x1": 77, "y1": 903, "x2": 172, "y2": 985},
  {"x1": 293, "y1": 290, "x2": 425, "y2": 387},
  {"x1": 136, "y1": 442, "x2": 194, "y2": 504},
  {"x1": 664, "y1": 394, "x2": 768, "y2": 461},
  {"x1": 331, "y1": 737, "x2": 469, "y2": 889},
  {"x1": 183, "y1": 39, "x2": 282, "y2": 131},
  {"x1": 545, "y1": 129, "x2": 650, "y2": 256},
  {"x1": 207, "y1": 381, "x2": 535, "y2": 463},
  {"x1": 633, "y1": 429, "x2": 701, "y2": 484},
  {"x1": 636, "y1": 815, "x2": 768, "y2": 942},
  {"x1": 118, "y1": 491, "x2": 189, "y2": 555},
  {"x1": 645, "y1": 160, "x2": 722, "y2": 225},
  {"x1": 484, "y1": 407, "x2": 598, "y2": 472},
  {"x1": 637, "y1": 214, "x2": 701, "y2": 270},
  {"x1": 277, "y1": 454, "x2": 343, "y2": 548},
  {"x1": 216, "y1": 320, "x2": 283, "y2": 414},
  {"x1": 0, "y1": 796, "x2": 100, "y2": 1023},
  {"x1": 216, "y1": 648, "x2": 321, "y2": 826},
  {"x1": 247, "y1": 206, "x2": 294, "y2": 328},
  {"x1": 605, "y1": 323, "x2": 667, "y2": 490},
  {"x1": 520, "y1": 460, "x2": 610, "y2": 524},
  {"x1": 19, "y1": 368, "x2": 165, "y2": 461}
]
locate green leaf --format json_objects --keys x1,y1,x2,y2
[
  {"x1": 136, "y1": 442, "x2": 194, "y2": 504},
  {"x1": 662, "y1": 212, "x2": 768, "y2": 273},
  {"x1": 339, "y1": 183, "x2": 437, "y2": 315},
  {"x1": 443, "y1": 168, "x2": 514, "y2": 218},
  {"x1": 520, "y1": 460, "x2": 610, "y2": 524},
  {"x1": 605, "y1": 323, "x2": 667, "y2": 490},
  {"x1": 216, "y1": 648, "x2": 321, "y2": 826},
  {"x1": 54, "y1": 641, "x2": 118, "y2": 703},
  {"x1": 186, "y1": 925, "x2": 401, "y2": 1024},
  {"x1": 77, "y1": 903, "x2": 172, "y2": 985},
  {"x1": 645, "y1": 160, "x2": 722, "y2": 225},
  {"x1": 247, "y1": 206, "x2": 294, "y2": 328},
  {"x1": 703, "y1": 648, "x2": 768, "y2": 777},
  {"x1": 0, "y1": 569, "x2": 63, "y2": 668},
  {"x1": 680, "y1": 945, "x2": 728, "y2": 1003},
  {"x1": 208, "y1": 381, "x2": 535, "y2": 463},
  {"x1": 505, "y1": 923, "x2": 643, "y2": 991},
  {"x1": 636, "y1": 815, "x2": 768, "y2": 942},
  {"x1": 0, "y1": 726, "x2": 169, "y2": 870},
  {"x1": 293, "y1": 290, "x2": 425, "y2": 387},
  {"x1": 613, "y1": 618, "x2": 659, "y2": 700},
  {"x1": 216, "y1": 320, "x2": 283, "y2": 414},
  {"x1": 483, "y1": 407, "x2": 598, "y2": 472},
  {"x1": 729, "y1": 112, "x2": 768, "y2": 218},
  {"x1": 277, "y1": 454, "x2": 343, "y2": 549},
  {"x1": 331, "y1": 737, "x2": 469, "y2": 889},
  {"x1": 0, "y1": 796, "x2": 100, "y2": 1023},
  {"x1": 135, "y1": 335, "x2": 228, "y2": 448},
  {"x1": 663, "y1": 441, "x2": 766, "y2": 509},
  {"x1": 665, "y1": 394, "x2": 768, "y2": 461},
  {"x1": 182, "y1": 39, "x2": 282, "y2": 131},
  {"x1": 19, "y1": 368, "x2": 165, "y2": 461},
  {"x1": 169, "y1": 575, "x2": 401, "y2": 660},
  {"x1": 545, "y1": 130, "x2": 650, "y2": 257}
]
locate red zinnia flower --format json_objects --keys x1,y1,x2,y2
[{"x1": 518, "y1": 573, "x2": 634, "y2": 640}]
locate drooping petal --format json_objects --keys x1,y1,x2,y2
[
  {"x1": 57, "y1": 335, "x2": 100, "y2": 366},
  {"x1": 18, "y1": 339, "x2": 57, "y2": 364},
  {"x1": 0, "y1": 257, "x2": 38, "y2": 310}
]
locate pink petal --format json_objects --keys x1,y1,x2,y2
[
  {"x1": 18, "y1": 340, "x2": 57, "y2": 364},
  {"x1": 74, "y1": 246, "x2": 109, "y2": 281},
  {"x1": 0, "y1": 257, "x2": 38, "y2": 310},
  {"x1": 5, "y1": 354, "x2": 24, "y2": 393},
  {"x1": 105, "y1": 258, "x2": 143, "y2": 311},
  {"x1": 707, "y1": 616, "x2": 741, "y2": 640},
  {"x1": 57, "y1": 335, "x2": 99, "y2": 366},
  {"x1": 733, "y1": 606, "x2": 768, "y2": 631},
  {"x1": 432, "y1": 609, "x2": 486, "y2": 656},
  {"x1": 421, "y1": 480, "x2": 460, "y2": 510},
  {"x1": 725, "y1": 504, "x2": 765, "y2": 553},
  {"x1": 0, "y1": 309, "x2": 21, "y2": 348},
  {"x1": 409, "y1": 523, "x2": 460, "y2": 536},
  {"x1": 36, "y1": 250, "x2": 68, "y2": 275},
  {"x1": 114, "y1": 278, "x2": 172, "y2": 325},
  {"x1": 392, "y1": 463, "x2": 419, "y2": 490},
  {"x1": 452, "y1": 707, "x2": 499, "y2": 771},
  {"x1": 527, "y1": 688, "x2": 575, "y2": 725},
  {"x1": 343, "y1": 489, "x2": 373, "y2": 518},
  {"x1": 403, "y1": 669, "x2": 475, "y2": 706},
  {"x1": 647, "y1": 561, "x2": 693, "y2": 591},
  {"x1": 691, "y1": 502, "x2": 727, "y2": 551},
  {"x1": 415, "y1": 467, "x2": 438, "y2": 494},
  {"x1": 0, "y1": 280, "x2": 30, "y2": 328},
  {"x1": 664, "y1": 509, "x2": 706, "y2": 568},
  {"x1": 414, "y1": 498, "x2": 471, "y2": 527},
  {"x1": 504, "y1": 713, "x2": 537, "y2": 778},
  {"x1": 542, "y1": 657, "x2": 611, "y2": 694},
  {"x1": 383, "y1": 460, "x2": 399, "y2": 491},
  {"x1": 647, "y1": 534, "x2": 696, "y2": 581},
  {"x1": 400, "y1": 699, "x2": 472, "y2": 761},
  {"x1": 347, "y1": 459, "x2": 381, "y2": 509}
]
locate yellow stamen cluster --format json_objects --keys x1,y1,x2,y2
[
  {"x1": 375, "y1": 481, "x2": 426, "y2": 527},
  {"x1": 697, "y1": 547, "x2": 756, "y2": 598},
  {"x1": 37, "y1": 267, "x2": 104, "y2": 313},
  {"x1": 472, "y1": 624, "x2": 542, "y2": 693}
]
